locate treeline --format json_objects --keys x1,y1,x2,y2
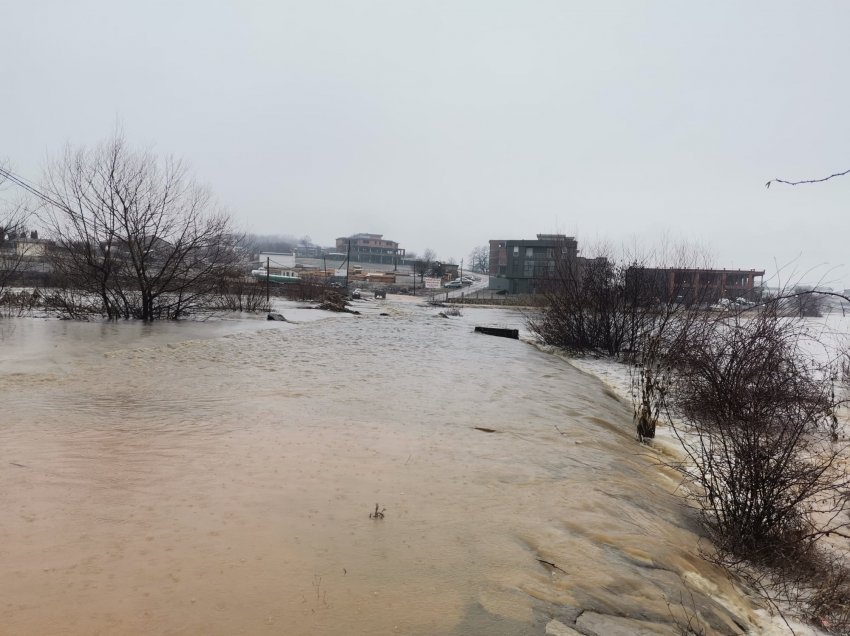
[{"x1": 530, "y1": 245, "x2": 850, "y2": 633}]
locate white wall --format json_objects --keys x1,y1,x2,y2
[{"x1": 259, "y1": 252, "x2": 295, "y2": 269}]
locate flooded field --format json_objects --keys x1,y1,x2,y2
[{"x1": 0, "y1": 301, "x2": 767, "y2": 635}]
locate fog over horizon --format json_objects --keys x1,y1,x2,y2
[{"x1": 2, "y1": 1, "x2": 848, "y2": 288}]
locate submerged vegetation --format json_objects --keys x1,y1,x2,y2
[{"x1": 0, "y1": 135, "x2": 358, "y2": 321}]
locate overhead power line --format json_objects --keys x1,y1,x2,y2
[{"x1": 0, "y1": 165, "x2": 66, "y2": 209}]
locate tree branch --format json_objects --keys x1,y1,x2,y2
[{"x1": 766, "y1": 169, "x2": 850, "y2": 188}]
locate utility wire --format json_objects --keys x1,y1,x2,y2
[{"x1": 0, "y1": 165, "x2": 66, "y2": 209}]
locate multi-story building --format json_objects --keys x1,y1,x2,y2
[
  {"x1": 335, "y1": 233, "x2": 405, "y2": 267},
  {"x1": 488, "y1": 232, "x2": 765, "y2": 303},
  {"x1": 488, "y1": 234, "x2": 579, "y2": 294},
  {"x1": 626, "y1": 267, "x2": 765, "y2": 304}
]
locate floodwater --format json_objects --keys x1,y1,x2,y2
[{"x1": 0, "y1": 301, "x2": 764, "y2": 635}]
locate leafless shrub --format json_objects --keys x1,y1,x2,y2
[
  {"x1": 530, "y1": 240, "x2": 717, "y2": 439},
  {"x1": 529, "y1": 240, "x2": 716, "y2": 356},
  {"x1": 282, "y1": 280, "x2": 327, "y2": 302},
  {"x1": 662, "y1": 297, "x2": 850, "y2": 632},
  {"x1": 211, "y1": 278, "x2": 271, "y2": 313},
  {"x1": 528, "y1": 250, "x2": 635, "y2": 356},
  {"x1": 42, "y1": 288, "x2": 105, "y2": 320},
  {"x1": 671, "y1": 302, "x2": 848, "y2": 553},
  {"x1": 317, "y1": 291, "x2": 351, "y2": 313},
  {"x1": 0, "y1": 289, "x2": 42, "y2": 317},
  {"x1": 632, "y1": 362, "x2": 670, "y2": 442},
  {"x1": 713, "y1": 534, "x2": 850, "y2": 633}
]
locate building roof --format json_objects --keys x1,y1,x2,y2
[
  {"x1": 634, "y1": 267, "x2": 765, "y2": 276},
  {"x1": 337, "y1": 233, "x2": 385, "y2": 240}
]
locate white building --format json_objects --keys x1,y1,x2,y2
[{"x1": 258, "y1": 252, "x2": 295, "y2": 270}]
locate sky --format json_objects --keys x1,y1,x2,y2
[{"x1": 1, "y1": 1, "x2": 849, "y2": 287}]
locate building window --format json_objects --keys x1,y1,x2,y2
[
  {"x1": 526, "y1": 247, "x2": 533, "y2": 258},
  {"x1": 513, "y1": 246, "x2": 519, "y2": 256}
]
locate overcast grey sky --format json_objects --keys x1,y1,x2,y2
[{"x1": 2, "y1": 1, "x2": 848, "y2": 285}]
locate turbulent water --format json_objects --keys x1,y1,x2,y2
[{"x1": 0, "y1": 301, "x2": 769, "y2": 635}]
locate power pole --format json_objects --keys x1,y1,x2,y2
[
  {"x1": 266, "y1": 256, "x2": 270, "y2": 302},
  {"x1": 345, "y1": 239, "x2": 350, "y2": 289}
]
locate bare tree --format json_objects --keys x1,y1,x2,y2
[
  {"x1": 422, "y1": 248, "x2": 436, "y2": 267},
  {"x1": 789, "y1": 285, "x2": 826, "y2": 317},
  {"x1": 468, "y1": 245, "x2": 489, "y2": 273},
  {"x1": 41, "y1": 134, "x2": 245, "y2": 321},
  {"x1": 413, "y1": 248, "x2": 437, "y2": 282}
]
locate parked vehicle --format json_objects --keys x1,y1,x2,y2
[
  {"x1": 444, "y1": 280, "x2": 463, "y2": 289},
  {"x1": 250, "y1": 269, "x2": 301, "y2": 284},
  {"x1": 351, "y1": 288, "x2": 362, "y2": 299}
]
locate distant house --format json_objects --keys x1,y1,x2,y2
[
  {"x1": 13, "y1": 237, "x2": 50, "y2": 258},
  {"x1": 293, "y1": 244, "x2": 323, "y2": 258},
  {"x1": 437, "y1": 262, "x2": 459, "y2": 281},
  {"x1": 258, "y1": 252, "x2": 296, "y2": 271},
  {"x1": 0, "y1": 234, "x2": 54, "y2": 280},
  {"x1": 488, "y1": 234, "x2": 580, "y2": 294},
  {"x1": 486, "y1": 233, "x2": 764, "y2": 302},
  {"x1": 336, "y1": 233, "x2": 405, "y2": 267}
]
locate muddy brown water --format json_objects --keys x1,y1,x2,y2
[{"x1": 0, "y1": 303, "x2": 761, "y2": 635}]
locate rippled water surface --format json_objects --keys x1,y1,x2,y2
[{"x1": 0, "y1": 301, "x2": 762, "y2": 634}]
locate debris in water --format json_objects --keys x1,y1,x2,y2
[
  {"x1": 369, "y1": 503, "x2": 386, "y2": 519},
  {"x1": 537, "y1": 558, "x2": 567, "y2": 574},
  {"x1": 474, "y1": 326, "x2": 519, "y2": 339}
]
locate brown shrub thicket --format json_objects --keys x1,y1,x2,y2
[{"x1": 531, "y1": 248, "x2": 850, "y2": 630}]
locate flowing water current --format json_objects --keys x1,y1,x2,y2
[{"x1": 0, "y1": 300, "x2": 774, "y2": 635}]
